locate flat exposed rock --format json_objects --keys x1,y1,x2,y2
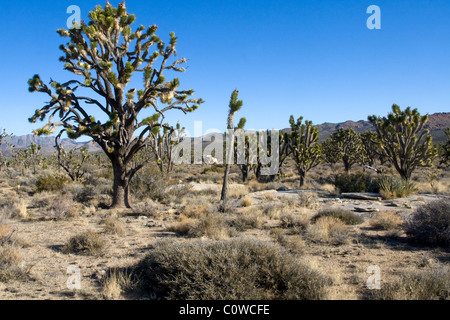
[
  {"x1": 354, "y1": 207, "x2": 380, "y2": 213},
  {"x1": 341, "y1": 193, "x2": 382, "y2": 201}
]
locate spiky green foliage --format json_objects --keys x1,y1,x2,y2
[
  {"x1": 360, "y1": 131, "x2": 383, "y2": 166},
  {"x1": 287, "y1": 116, "x2": 322, "y2": 187},
  {"x1": 368, "y1": 105, "x2": 438, "y2": 180},
  {"x1": 322, "y1": 128, "x2": 365, "y2": 173},
  {"x1": 441, "y1": 128, "x2": 450, "y2": 166},
  {"x1": 27, "y1": 1, "x2": 203, "y2": 208}
]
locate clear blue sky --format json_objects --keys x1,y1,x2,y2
[{"x1": 0, "y1": 0, "x2": 449, "y2": 138}]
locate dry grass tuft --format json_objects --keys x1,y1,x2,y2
[
  {"x1": 306, "y1": 216, "x2": 350, "y2": 245},
  {"x1": 102, "y1": 268, "x2": 139, "y2": 300},
  {"x1": 369, "y1": 212, "x2": 403, "y2": 230},
  {"x1": 103, "y1": 217, "x2": 125, "y2": 235},
  {"x1": 62, "y1": 231, "x2": 106, "y2": 255}
]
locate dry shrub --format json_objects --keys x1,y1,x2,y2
[
  {"x1": 0, "y1": 199, "x2": 29, "y2": 219},
  {"x1": 182, "y1": 202, "x2": 213, "y2": 219},
  {"x1": 193, "y1": 214, "x2": 236, "y2": 239},
  {"x1": 369, "y1": 212, "x2": 403, "y2": 230},
  {"x1": 276, "y1": 234, "x2": 306, "y2": 254},
  {"x1": 0, "y1": 245, "x2": 27, "y2": 282},
  {"x1": 280, "y1": 213, "x2": 311, "y2": 231},
  {"x1": 229, "y1": 213, "x2": 264, "y2": 231},
  {"x1": 47, "y1": 195, "x2": 80, "y2": 220},
  {"x1": 306, "y1": 216, "x2": 350, "y2": 245},
  {"x1": 62, "y1": 231, "x2": 106, "y2": 255},
  {"x1": 103, "y1": 217, "x2": 125, "y2": 235},
  {"x1": 227, "y1": 185, "x2": 250, "y2": 199},
  {"x1": 298, "y1": 191, "x2": 318, "y2": 209},
  {"x1": 371, "y1": 265, "x2": 450, "y2": 300},
  {"x1": 131, "y1": 199, "x2": 159, "y2": 217},
  {"x1": 261, "y1": 203, "x2": 286, "y2": 219},
  {"x1": 166, "y1": 216, "x2": 194, "y2": 236},
  {"x1": 405, "y1": 199, "x2": 450, "y2": 248},
  {"x1": 134, "y1": 238, "x2": 331, "y2": 300},
  {"x1": 313, "y1": 209, "x2": 364, "y2": 225}
]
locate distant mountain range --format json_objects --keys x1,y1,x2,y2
[
  {"x1": 315, "y1": 112, "x2": 450, "y2": 143},
  {"x1": 2, "y1": 112, "x2": 449, "y2": 156}
]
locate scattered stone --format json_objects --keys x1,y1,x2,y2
[
  {"x1": 93, "y1": 270, "x2": 106, "y2": 280},
  {"x1": 146, "y1": 220, "x2": 165, "y2": 228},
  {"x1": 277, "y1": 186, "x2": 289, "y2": 192},
  {"x1": 341, "y1": 193, "x2": 382, "y2": 201},
  {"x1": 389, "y1": 201, "x2": 413, "y2": 209},
  {"x1": 138, "y1": 216, "x2": 148, "y2": 221}
]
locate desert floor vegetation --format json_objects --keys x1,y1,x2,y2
[{"x1": 0, "y1": 159, "x2": 449, "y2": 301}]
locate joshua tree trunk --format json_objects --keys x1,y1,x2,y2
[
  {"x1": 111, "y1": 158, "x2": 131, "y2": 208},
  {"x1": 298, "y1": 169, "x2": 306, "y2": 187}
]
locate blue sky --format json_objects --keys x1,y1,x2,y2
[{"x1": 0, "y1": 0, "x2": 449, "y2": 138}]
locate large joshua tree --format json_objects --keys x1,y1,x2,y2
[
  {"x1": 28, "y1": 2, "x2": 203, "y2": 208},
  {"x1": 368, "y1": 105, "x2": 438, "y2": 181}
]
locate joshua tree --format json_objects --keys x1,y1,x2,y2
[
  {"x1": 55, "y1": 134, "x2": 91, "y2": 182},
  {"x1": 0, "y1": 129, "x2": 13, "y2": 173},
  {"x1": 323, "y1": 128, "x2": 365, "y2": 173},
  {"x1": 286, "y1": 116, "x2": 321, "y2": 187},
  {"x1": 440, "y1": 128, "x2": 450, "y2": 166},
  {"x1": 221, "y1": 89, "x2": 243, "y2": 207},
  {"x1": 28, "y1": 2, "x2": 203, "y2": 208},
  {"x1": 360, "y1": 131, "x2": 381, "y2": 167},
  {"x1": 148, "y1": 122, "x2": 185, "y2": 173},
  {"x1": 321, "y1": 138, "x2": 340, "y2": 167},
  {"x1": 368, "y1": 105, "x2": 438, "y2": 180}
]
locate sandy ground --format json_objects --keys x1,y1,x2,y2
[{"x1": 1, "y1": 186, "x2": 449, "y2": 300}]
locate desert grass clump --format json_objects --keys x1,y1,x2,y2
[
  {"x1": 192, "y1": 213, "x2": 236, "y2": 239},
  {"x1": 62, "y1": 231, "x2": 106, "y2": 255},
  {"x1": 240, "y1": 196, "x2": 252, "y2": 207},
  {"x1": 280, "y1": 213, "x2": 311, "y2": 231},
  {"x1": 370, "y1": 265, "x2": 450, "y2": 300},
  {"x1": 168, "y1": 213, "x2": 235, "y2": 239},
  {"x1": 377, "y1": 175, "x2": 417, "y2": 199},
  {"x1": 405, "y1": 199, "x2": 450, "y2": 248},
  {"x1": 369, "y1": 212, "x2": 403, "y2": 230},
  {"x1": 306, "y1": 216, "x2": 350, "y2": 245},
  {"x1": 103, "y1": 217, "x2": 125, "y2": 235},
  {"x1": 229, "y1": 213, "x2": 264, "y2": 231},
  {"x1": 134, "y1": 238, "x2": 331, "y2": 300},
  {"x1": 102, "y1": 268, "x2": 139, "y2": 300},
  {"x1": 312, "y1": 209, "x2": 364, "y2": 225},
  {"x1": 182, "y1": 202, "x2": 213, "y2": 219}
]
